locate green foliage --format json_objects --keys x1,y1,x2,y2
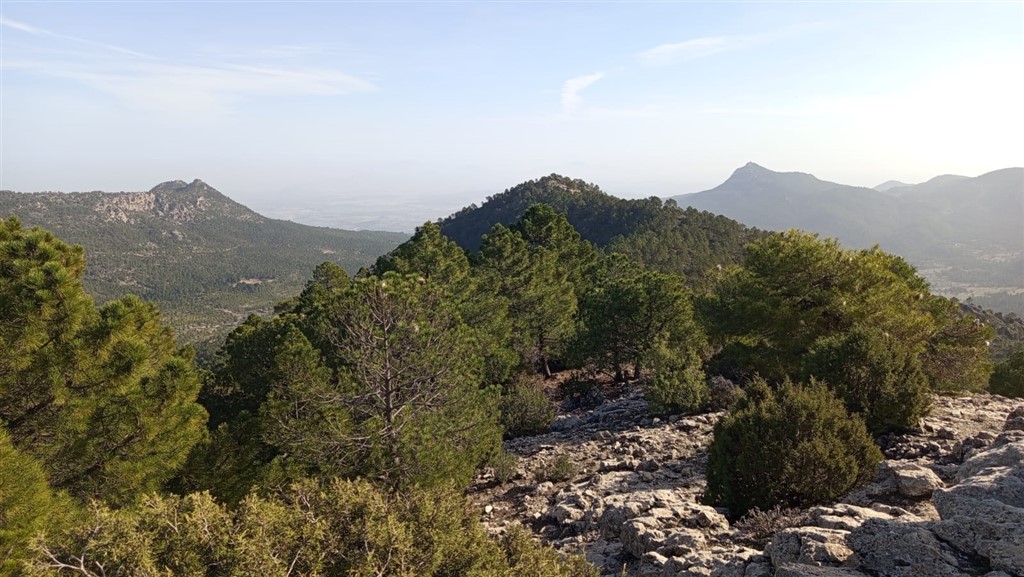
[
  {"x1": 989, "y1": 350, "x2": 1024, "y2": 398},
  {"x1": 1, "y1": 217, "x2": 94, "y2": 454},
  {"x1": 27, "y1": 479, "x2": 596, "y2": 577},
  {"x1": 170, "y1": 417, "x2": 278, "y2": 505},
  {"x1": 705, "y1": 378, "x2": 882, "y2": 517},
  {"x1": 646, "y1": 338, "x2": 709, "y2": 415},
  {"x1": 801, "y1": 327, "x2": 931, "y2": 435},
  {"x1": 703, "y1": 232, "x2": 927, "y2": 379},
  {"x1": 499, "y1": 379, "x2": 555, "y2": 439},
  {"x1": 499, "y1": 526, "x2": 599, "y2": 577},
  {"x1": 0, "y1": 218, "x2": 207, "y2": 505},
  {"x1": 375, "y1": 220, "x2": 472, "y2": 283},
  {"x1": 0, "y1": 430, "x2": 74, "y2": 575},
  {"x1": 534, "y1": 455, "x2": 580, "y2": 483},
  {"x1": 53, "y1": 296, "x2": 207, "y2": 504},
  {"x1": 489, "y1": 451, "x2": 520, "y2": 484},
  {"x1": 259, "y1": 273, "x2": 503, "y2": 490},
  {"x1": 439, "y1": 175, "x2": 761, "y2": 282},
  {"x1": 919, "y1": 296, "x2": 994, "y2": 393},
  {"x1": 476, "y1": 221, "x2": 577, "y2": 377},
  {"x1": 376, "y1": 222, "x2": 517, "y2": 385},
  {"x1": 575, "y1": 255, "x2": 706, "y2": 383},
  {"x1": 702, "y1": 230, "x2": 994, "y2": 429},
  {"x1": 512, "y1": 204, "x2": 600, "y2": 295}
]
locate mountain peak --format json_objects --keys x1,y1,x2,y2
[
  {"x1": 874, "y1": 180, "x2": 911, "y2": 193},
  {"x1": 149, "y1": 178, "x2": 217, "y2": 196},
  {"x1": 725, "y1": 162, "x2": 782, "y2": 185},
  {"x1": 730, "y1": 162, "x2": 771, "y2": 178}
]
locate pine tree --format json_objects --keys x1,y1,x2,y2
[
  {"x1": 262, "y1": 273, "x2": 502, "y2": 488},
  {"x1": 376, "y1": 222, "x2": 517, "y2": 384},
  {"x1": 0, "y1": 218, "x2": 207, "y2": 504},
  {"x1": 477, "y1": 224, "x2": 576, "y2": 377}
]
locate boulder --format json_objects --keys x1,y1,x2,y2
[
  {"x1": 808, "y1": 502, "x2": 910, "y2": 532},
  {"x1": 957, "y1": 436, "x2": 1024, "y2": 481},
  {"x1": 882, "y1": 461, "x2": 945, "y2": 497},
  {"x1": 933, "y1": 459, "x2": 1024, "y2": 576},
  {"x1": 659, "y1": 527, "x2": 707, "y2": 556},
  {"x1": 621, "y1": 516, "x2": 668, "y2": 558},
  {"x1": 773, "y1": 564, "x2": 867, "y2": 577},
  {"x1": 847, "y1": 519, "x2": 969, "y2": 577},
  {"x1": 767, "y1": 527, "x2": 853, "y2": 567}
]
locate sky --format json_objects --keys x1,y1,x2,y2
[{"x1": 1, "y1": 1, "x2": 1022, "y2": 231}]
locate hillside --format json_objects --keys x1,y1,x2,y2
[
  {"x1": 439, "y1": 174, "x2": 764, "y2": 281},
  {"x1": 469, "y1": 380, "x2": 1023, "y2": 576},
  {"x1": 674, "y1": 163, "x2": 1024, "y2": 313},
  {"x1": 0, "y1": 180, "x2": 407, "y2": 346}
]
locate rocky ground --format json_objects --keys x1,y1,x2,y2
[{"x1": 468, "y1": 384, "x2": 1023, "y2": 577}]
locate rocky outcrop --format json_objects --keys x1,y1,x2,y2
[
  {"x1": 470, "y1": 389, "x2": 1022, "y2": 577},
  {"x1": 91, "y1": 179, "x2": 260, "y2": 224},
  {"x1": 932, "y1": 428, "x2": 1024, "y2": 576},
  {"x1": 766, "y1": 402, "x2": 1024, "y2": 577}
]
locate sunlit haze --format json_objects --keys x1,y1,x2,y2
[{"x1": 2, "y1": 2, "x2": 1021, "y2": 230}]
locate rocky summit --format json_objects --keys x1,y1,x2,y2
[{"x1": 469, "y1": 386, "x2": 1023, "y2": 577}]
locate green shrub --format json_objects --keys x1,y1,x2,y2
[
  {"x1": 646, "y1": 341, "x2": 708, "y2": 415},
  {"x1": 989, "y1": 350, "x2": 1024, "y2": 398},
  {"x1": 801, "y1": 326, "x2": 931, "y2": 435},
  {"x1": 705, "y1": 378, "x2": 883, "y2": 517},
  {"x1": 489, "y1": 451, "x2": 520, "y2": 484},
  {"x1": 500, "y1": 526, "x2": 599, "y2": 577},
  {"x1": 500, "y1": 379, "x2": 555, "y2": 439},
  {"x1": 27, "y1": 478, "x2": 597, "y2": 577},
  {"x1": 534, "y1": 455, "x2": 579, "y2": 483},
  {"x1": 559, "y1": 371, "x2": 600, "y2": 400}
]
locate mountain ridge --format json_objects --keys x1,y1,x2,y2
[
  {"x1": 1, "y1": 181, "x2": 408, "y2": 347},
  {"x1": 438, "y1": 173, "x2": 765, "y2": 282},
  {"x1": 673, "y1": 163, "x2": 1024, "y2": 313}
]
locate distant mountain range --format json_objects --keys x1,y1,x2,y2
[
  {"x1": 5, "y1": 167, "x2": 1020, "y2": 350},
  {"x1": 0, "y1": 180, "x2": 407, "y2": 347},
  {"x1": 673, "y1": 163, "x2": 1024, "y2": 313}
]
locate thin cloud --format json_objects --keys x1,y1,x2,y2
[
  {"x1": 639, "y1": 35, "x2": 753, "y2": 66},
  {"x1": 639, "y1": 23, "x2": 826, "y2": 67},
  {"x1": 561, "y1": 72, "x2": 604, "y2": 113},
  {"x1": 12, "y1": 59, "x2": 376, "y2": 115},
  {"x1": 0, "y1": 16, "x2": 42, "y2": 34},
  {"x1": 1, "y1": 15, "x2": 154, "y2": 59},
  {"x1": 1, "y1": 16, "x2": 375, "y2": 115}
]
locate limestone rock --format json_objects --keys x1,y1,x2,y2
[
  {"x1": 933, "y1": 453, "x2": 1024, "y2": 576},
  {"x1": 468, "y1": 388, "x2": 1022, "y2": 577},
  {"x1": 957, "y1": 434, "x2": 1024, "y2": 481},
  {"x1": 847, "y1": 519, "x2": 969, "y2": 577},
  {"x1": 621, "y1": 517, "x2": 667, "y2": 558},
  {"x1": 807, "y1": 502, "x2": 912, "y2": 531},
  {"x1": 773, "y1": 564, "x2": 867, "y2": 577},
  {"x1": 767, "y1": 527, "x2": 853, "y2": 567},
  {"x1": 882, "y1": 461, "x2": 945, "y2": 497}
]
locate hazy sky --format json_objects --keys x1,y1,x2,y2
[{"x1": 2, "y1": 1, "x2": 1022, "y2": 227}]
